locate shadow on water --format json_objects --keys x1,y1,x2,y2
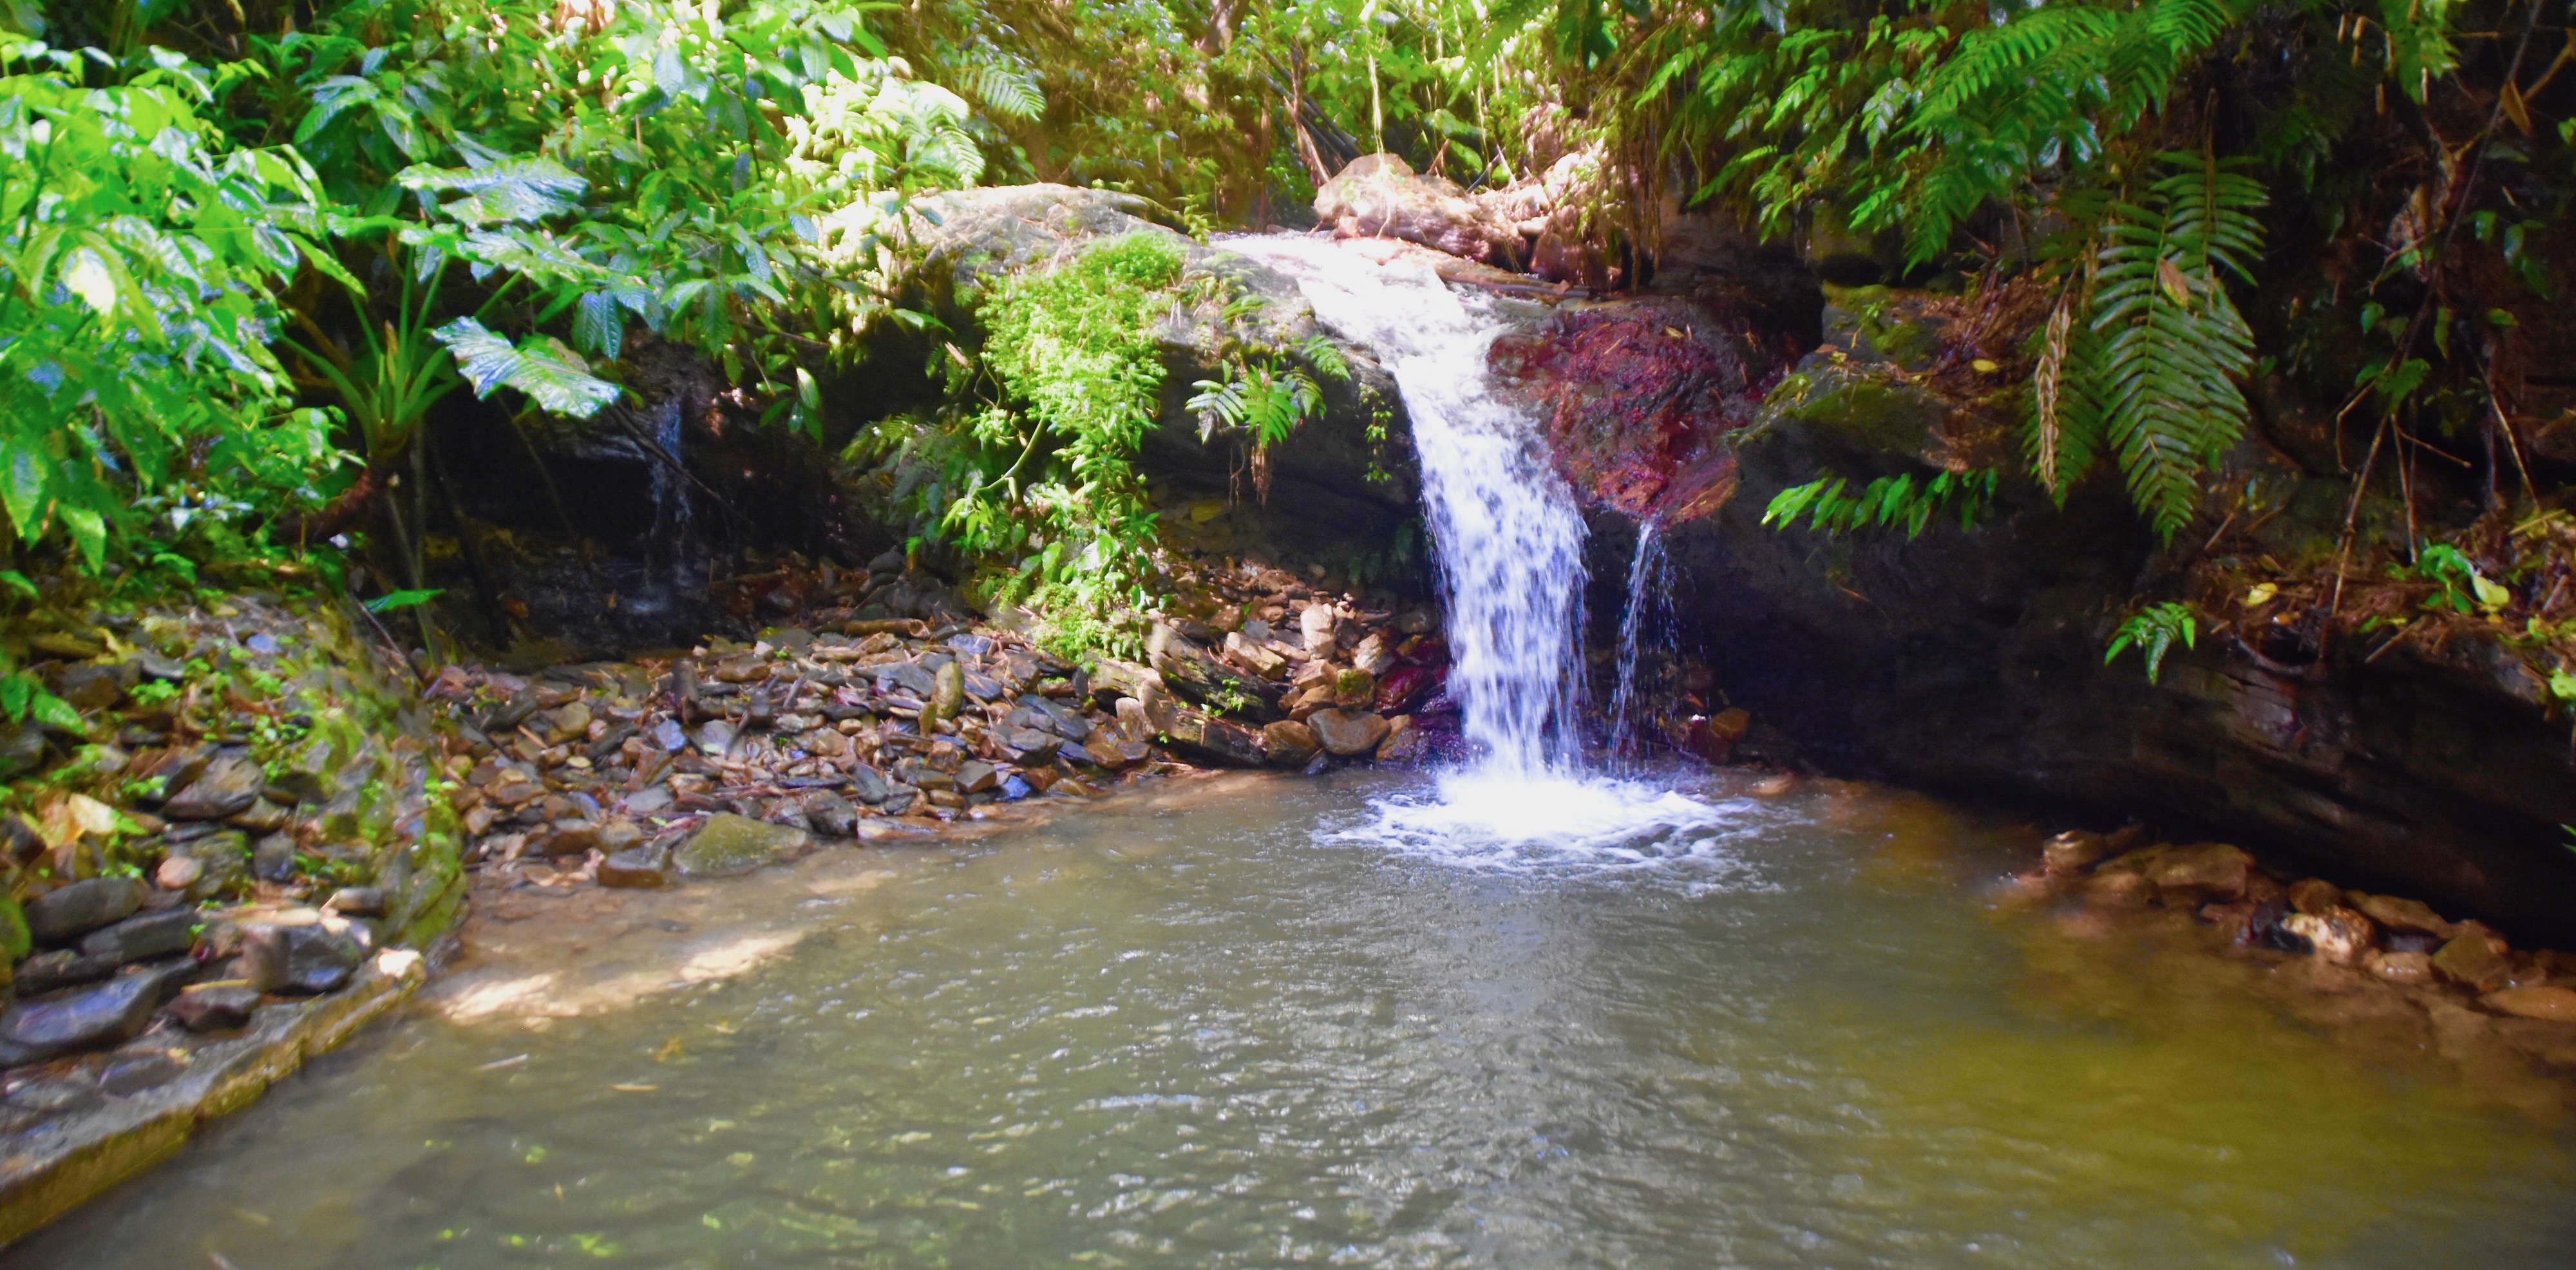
[{"x1": 6, "y1": 767, "x2": 2573, "y2": 1269}]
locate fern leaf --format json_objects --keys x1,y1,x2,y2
[{"x1": 956, "y1": 64, "x2": 1045, "y2": 121}]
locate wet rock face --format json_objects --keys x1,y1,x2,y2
[
  {"x1": 1492, "y1": 297, "x2": 1792, "y2": 524},
  {"x1": 1620, "y1": 289, "x2": 2576, "y2": 943}
]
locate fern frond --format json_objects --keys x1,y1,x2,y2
[
  {"x1": 955, "y1": 64, "x2": 1045, "y2": 121},
  {"x1": 2078, "y1": 151, "x2": 2266, "y2": 540}
]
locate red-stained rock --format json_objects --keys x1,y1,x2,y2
[{"x1": 1490, "y1": 297, "x2": 1792, "y2": 524}]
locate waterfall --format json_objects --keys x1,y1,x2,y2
[
  {"x1": 1226, "y1": 237, "x2": 1588, "y2": 777},
  {"x1": 1231, "y1": 236, "x2": 1730, "y2": 864},
  {"x1": 1605, "y1": 518, "x2": 1669, "y2": 772}
]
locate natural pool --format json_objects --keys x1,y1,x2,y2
[{"x1": 10, "y1": 768, "x2": 2573, "y2": 1269}]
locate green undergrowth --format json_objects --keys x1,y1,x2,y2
[{"x1": 861, "y1": 231, "x2": 1348, "y2": 663}]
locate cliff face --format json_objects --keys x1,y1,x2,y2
[{"x1": 1555, "y1": 290, "x2": 2576, "y2": 942}]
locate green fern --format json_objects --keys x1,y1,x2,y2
[
  {"x1": 954, "y1": 63, "x2": 1046, "y2": 121},
  {"x1": 2022, "y1": 151, "x2": 2263, "y2": 538},
  {"x1": 2106, "y1": 601, "x2": 2197, "y2": 683}
]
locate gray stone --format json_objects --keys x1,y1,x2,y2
[
  {"x1": 252, "y1": 833, "x2": 298, "y2": 882},
  {"x1": 954, "y1": 761, "x2": 1000, "y2": 795},
  {"x1": 875, "y1": 661, "x2": 938, "y2": 697},
  {"x1": 77, "y1": 909, "x2": 199, "y2": 966},
  {"x1": 1000, "y1": 727, "x2": 1061, "y2": 762},
  {"x1": 25, "y1": 877, "x2": 144, "y2": 945},
  {"x1": 170, "y1": 829, "x2": 251, "y2": 900},
  {"x1": 693, "y1": 719, "x2": 738, "y2": 759},
  {"x1": 239, "y1": 923, "x2": 366, "y2": 995},
  {"x1": 5, "y1": 1074, "x2": 100, "y2": 1116},
  {"x1": 1026, "y1": 694, "x2": 1094, "y2": 741},
  {"x1": 323, "y1": 886, "x2": 386, "y2": 916},
  {"x1": 168, "y1": 981, "x2": 261, "y2": 1032},
  {"x1": 800, "y1": 791, "x2": 858, "y2": 838},
  {"x1": 598, "y1": 842, "x2": 673, "y2": 889},
  {"x1": 161, "y1": 755, "x2": 265, "y2": 820},
  {"x1": 97, "y1": 1051, "x2": 184, "y2": 1097},
  {"x1": 14, "y1": 949, "x2": 119, "y2": 996},
  {"x1": 673, "y1": 813, "x2": 809, "y2": 878},
  {"x1": 0, "y1": 974, "x2": 166, "y2": 1057},
  {"x1": 848, "y1": 764, "x2": 892, "y2": 804}
]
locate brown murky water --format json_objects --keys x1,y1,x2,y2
[{"x1": 8, "y1": 769, "x2": 2571, "y2": 1268}]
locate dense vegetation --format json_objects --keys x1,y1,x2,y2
[{"x1": 3, "y1": 0, "x2": 2573, "y2": 679}]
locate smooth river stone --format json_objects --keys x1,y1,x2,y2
[
  {"x1": 1307, "y1": 708, "x2": 1390, "y2": 757},
  {"x1": 2483, "y1": 987, "x2": 2576, "y2": 1023},
  {"x1": 674, "y1": 813, "x2": 808, "y2": 878},
  {"x1": 1260, "y1": 720, "x2": 1319, "y2": 767}
]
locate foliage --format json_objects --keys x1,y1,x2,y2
[
  {"x1": 2105, "y1": 600, "x2": 2196, "y2": 684},
  {"x1": 1762, "y1": 467, "x2": 1996, "y2": 538},
  {"x1": 2027, "y1": 151, "x2": 2266, "y2": 540},
  {"x1": 889, "y1": 232, "x2": 1191, "y2": 644},
  {"x1": 0, "y1": 37, "x2": 341, "y2": 567},
  {"x1": 2401, "y1": 545, "x2": 2511, "y2": 616}
]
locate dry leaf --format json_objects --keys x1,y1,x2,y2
[{"x1": 2157, "y1": 258, "x2": 2192, "y2": 308}]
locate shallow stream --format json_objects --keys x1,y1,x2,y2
[{"x1": 10, "y1": 769, "x2": 2573, "y2": 1269}]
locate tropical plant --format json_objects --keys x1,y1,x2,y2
[
  {"x1": 0, "y1": 35, "x2": 342, "y2": 570},
  {"x1": 2106, "y1": 600, "x2": 2197, "y2": 683},
  {"x1": 1761, "y1": 467, "x2": 1998, "y2": 538},
  {"x1": 2027, "y1": 151, "x2": 2266, "y2": 540}
]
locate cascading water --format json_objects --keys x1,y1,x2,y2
[
  {"x1": 1605, "y1": 518, "x2": 1671, "y2": 772},
  {"x1": 1227, "y1": 236, "x2": 1729, "y2": 866}
]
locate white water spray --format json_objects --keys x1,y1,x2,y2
[{"x1": 1228, "y1": 236, "x2": 1731, "y2": 865}]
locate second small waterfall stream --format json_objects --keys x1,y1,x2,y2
[{"x1": 1227, "y1": 236, "x2": 1729, "y2": 865}]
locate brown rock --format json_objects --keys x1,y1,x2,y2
[
  {"x1": 1331, "y1": 667, "x2": 1376, "y2": 709},
  {"x1": 1312, "y1": 153, "x2": 1523, "y2": 266},
  {"x1": 2482, "y1": 986, "x2": 2576, "y2": 1023},
  {"x1": 2041, "y1": 831, "x2": 2107, "y2": 875},
  {"x1": 2082, "y1": 870, "x2": 2155, "y2": 911},
  {"x1": 2433, "y1": 927, "x2": 2512, "y2": 991},
  {"x1": 1376, "y1": 716, "x2": 1430, "y2": 766},
  {"x1": 1261, "y1": 721, "x2": 1320, "y2": 768},
  {"x1": 598, "y1": 842, "x2": 673, "y2": 889},
  {"x1": 2285, "y1": 878, "x2": 2344, "y2": 916},
  {"x1": 2371, "y1": 951, "x2": 2436, "y2": 985},
  {"x1": 2282, "y1": 906, "x2": 2376, "y2": 966},
  {"x1": 2145, "y1": 842, "x2": 2252, "y2": 902},
  {"x1": 1309, "y1": 709, "x2": 1390, "y2": 757},
  {"x1": 2348, "y1": 893, "x2": 2459, "y2": 940}
]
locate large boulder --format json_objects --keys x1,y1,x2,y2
[
  {"x1": 1491, "y1": 295, "x2": 1796, "y2": 524},
  {"x1": 1314, "y1": 154, "x2": 1522, "y2": 269},
  {"x1": 891, "y1": 184, "x2": 1421, "y2": 561}
]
